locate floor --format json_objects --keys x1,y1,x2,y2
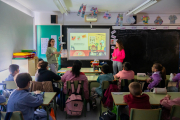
[{"x1": 56, "y1": 98, "x2": 101, "y2": 120}]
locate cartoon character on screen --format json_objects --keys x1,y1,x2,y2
[
  {"x1": 141, "y1": 16, "x2": 150, "y2": 24},
  {"x1": 90, "y1": 45, "x2": 97, "y2": 56},
  {"x1": 71, "y1": 46, "x2": 75, "y2": 50}
]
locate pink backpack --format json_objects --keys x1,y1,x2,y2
[{"x1": 65, "y1": 81, "x2": 83, "y2": 116}]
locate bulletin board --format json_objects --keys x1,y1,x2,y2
[{"x1": 36, "y1": 25, "x2": 61, "y2": 68}]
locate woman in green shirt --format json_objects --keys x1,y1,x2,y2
[{"x1": 46, "y1": 38, "x2": 61, "y2": 73}]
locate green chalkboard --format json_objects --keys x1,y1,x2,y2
[{"x1": 36, "y1": 25, "x2": 61, "y2": 68}]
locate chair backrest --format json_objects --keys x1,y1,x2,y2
[
  {"x1": 66, "y1": 81, "x2": 84, "y2": 96},
  {"x1": 3, "y1": 81, "x2": 17, "y2": 90},
  {"x1": 1, "y1": 111, "x2": 24, "y2": 120},
  {"x1": 170, "y1": 105, "x2": 180, "y2": 119},
  {"x1": 121, "y1": 79, "x2": 134, "y2": 87},
  {"x1": 30, "y1": 81, "x2": 53, "y2": 92},
  {"x1": 102, "y1": 81, "x2": 110, "y2": 91},
  {"x1": 130, "y1": 108, "x2": 162, "y2": 120}
]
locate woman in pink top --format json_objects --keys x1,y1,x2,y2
[
  {"x1": 112, "y1": 39, "x2": 125, "y2": 75},
  {"x1": 114, "y1": 62, "x2": 134, "y2": 90},
  {"x1": 61, "y1": 60, "x2": 89, "y2": 100}
]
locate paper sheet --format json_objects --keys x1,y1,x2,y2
[
  {"x1": 58, "y1": 70, "x2": 66, "y2": 72},
  {"x1": 61, "y1": 49, "x2": 67, "y2": 58},
  {"x1": 41, "y1": 38, "x2": 49, "y2": 54},
  {"x1": 51, "y1": 35, "x2": 57, "y2": 48}
]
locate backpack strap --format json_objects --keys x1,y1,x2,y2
[
  {"x1": 76, "y1": 81, "x2": 82, "y2": 94},
  {"x1": 70, "y1": 81, "x2": 75, "y2": 93}
]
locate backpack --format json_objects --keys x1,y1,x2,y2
[
  {"x1": 102, "y1": 84, "x2": 119, "y2": 108},
  {"x1": 64, "y1": 81, "x2": 83, "y2": 116}
]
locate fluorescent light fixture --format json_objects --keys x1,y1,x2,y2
[
  {"x1": 53, "y1": 0, "x2": 68, "y2": 15},
  {"x1": 126, "y1": 0, "x2": 157, "y2": 15}
]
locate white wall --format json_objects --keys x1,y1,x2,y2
[{"x1": 34, "y1": 12, "x2": 180, "y2": 25}]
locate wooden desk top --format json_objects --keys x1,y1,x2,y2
[
  {"x1": 111, "y1": 92, "x2": 180, "y2": 106},
  {"x1": 57, "y1": 68, "x2": 102, "y2": 74},
  {"x1": 0, "y1": 92, "x2": 56, "y2": 106}
]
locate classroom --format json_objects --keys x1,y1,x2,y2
[{"x1": 0, "y1": 0, "x2": 180, "y2": 120}]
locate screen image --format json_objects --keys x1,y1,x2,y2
[{"x1": 67, "y1": 29, "x2": 110, "y2": 60}]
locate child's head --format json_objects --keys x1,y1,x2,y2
[
  {"x1": 15, "y1": 73, "x2": 32, "y2": 89},
  {"x1": 72, "y1": 60, "x2": 82, "y2": 77},
  {"x1": 9, "y1": 64, "x2": 19, "y2": 76},
  {"x1": 129, "y1": 82, "x2": 142, "y2": 96},
  {"x1": 152, "y1": 63, "x2": 163, "y2": 72},
  {"x1": 37, "y1": 61, "x2": 44, "y2": 69},
  {"x1": 48, "y1": 38, "x2": 55, "y2": 47},
  {"x1": 39, "y1": 61, "x2": 49, "y2": 70},
  {"x1": 101, "y1": 64, "x2": 110, "y2": 74},
  {"x1": 115, "y1": 39, "x2": 124, "y2": 51},
  {"x1": 122, "y1": 62, "x2": 132, "y2": 71}
]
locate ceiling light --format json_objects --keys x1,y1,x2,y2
[
  {"x1": 126, "y1": 0, "x2": 157, "y2": 15},
  {"x1": 53, "y1": 0, "x2": 68, "y2": 15}
]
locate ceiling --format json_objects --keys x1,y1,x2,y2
[{"x1": 13, "y1": 0, "x2": 180, "y2": 13}]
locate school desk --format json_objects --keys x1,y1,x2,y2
[
  {"x1": 111, "y1": 92, "x2": 180, "y2": 120},
  {"x1": 0, "y1": 92, "x2": 57, "y2": 120},
  {"x1": 57, "y1": 68, "x2": 102, "y2": 74}
]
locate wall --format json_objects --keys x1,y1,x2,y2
[
  {"x1": 34, "y1": 12, "x2": 180, "y2": 25},
  {"x1": 0, "y1": 1, "x2": 34, "y2": 71}
]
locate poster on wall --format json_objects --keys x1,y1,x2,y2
[
  {"x1": 51, "y1": 35, "x2": 57, "y2": 48},
  {"x1": 61, "y1": 49, "x2": 67, "y2": 58},
  {"x1": 111, "y1": 39, "x2": 118, "y2": 45},
  {"x1": 41, "y1": 38, "x2": 49, "y2": 54}
]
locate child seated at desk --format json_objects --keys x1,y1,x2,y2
[
  {"x1": 61, "y1": 60, "x2": 89, "y2": 99},
  {"x1": 123, "y1": 82, "x2": 151, "y2": 115},
  {"x1": 172, "y1": 73, "x2": 180, "y2": 89},
  {"x1": 114, "y1": 62, "x2": 134, "y2": 91},
  {"x1": 5, "y1": 64, "x2": 19, "y2": 81},
  {"x1": 35, "y1": 59, "x2": 44, "y2": 81},
  {"x1": 91, "y1": 64, "x2": 114, "y2": 109},
  {"x1": 7, "y1": 73, "x2": 52, "y2": 120},
  {"x1": 144, "y1": 63, "x2": 166, "y2": 91},
  {"x1": 37, "y1": 61, "x2": 61, "y2": 95},
  {"x1": 160, "y1": 94, "x2": 180, "y2": 120}
]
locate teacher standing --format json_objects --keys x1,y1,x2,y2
[
  {"x1": 46, "y1": 38, "x2": 61, "y2": 74},
  {"x1": 112, "y1": 39, "x2": 125, "y2": 75}
]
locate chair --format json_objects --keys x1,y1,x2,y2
[
  {"x1": 1, "y1": 111, "x2": 24, "y2": 120},
  {"x1": 121, "y1": 79, "x2": 134, "y2": 92},
  {"x1": 30, "y1": 81, "x2": 54, "y2": 92},
  {"x1": 130, "y1": 108, "x2": 162, "y2": 120},
  {"x1": 66, "y1": 80, "x2": 86, "y2": 118},
  {"x1": 170, "y1": 105, "x2": 180, "y2": 120},
  {"x1": 2, "y1": 81, "x2": 17, "y2": 90},
  {"x1": 100, "y1": 81, "x2": 110, "y2": 116}
]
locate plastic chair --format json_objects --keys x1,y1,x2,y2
[
  {"x1": 121, "y1": 79, "x2": 134, "y2": 92},
  {"x1": 170, "y1": 105, "x2": 180, "y2": 120},
  {"x1": 66, "y1": 81, "x2": 86, "y2": 118},
  {"x1": 100, "y1": 81, "x2": 110, "y2": 116},
  {"x1": 2, "y1": 81, "x2": 17, "y2": 90},
  {"x1": 1, "y1": 111, "x2": 24, "y2": 120},
  {"x1": 130, "y1": 108, "x2": 162, "y2": 120}
]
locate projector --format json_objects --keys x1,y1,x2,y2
[{"x1": 85, "y1": 15, "x2": 97, "y2": 22}]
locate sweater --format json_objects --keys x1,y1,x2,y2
[
  {"x1": 172, "y1": 73, "x2": 180, "y2": 88},
  {"x1": 148, "y1": 71, "x2": 162, "y2": 89},
  {"x1": 61, "y1": 71, "x2": 89, "y2": 99},
  {"x1": 37, "y1": 69, "x2": 61, "y2": 88},
  {"x1": 160, "y1": 97, "x2": 180, "y2": 120},
  {"x1": 5, "y1": 74, "x2": 14, "y2": 81},
  {"x1": 7, "y1": 89, "x2": 43, "y2": 120},
  {"x1": 124, "y1": 93, "x2": 151, "y2": 115},
  {"x1": 112, "y1": 48, "x2": 125, "y2": 63},
  {"x1": 46, "y1": 47, "x2": 60, "y2": 64},
  {"x1": 115, "y1": 70, "x2": 134, "y2": 90},
  {"x1": 95, "y1": 73, "x2": 114, "y2": 96}
]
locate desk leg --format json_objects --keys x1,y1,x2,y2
[
  {"x1": 53, "y1": 97, "x2": 57, "y2": 118},
  {"x1": 45, "y1": 106, "x2": 49, "y2": 120},
  {"x1": 116, "y1": 105, "x2": 119, "y2": 120}
]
